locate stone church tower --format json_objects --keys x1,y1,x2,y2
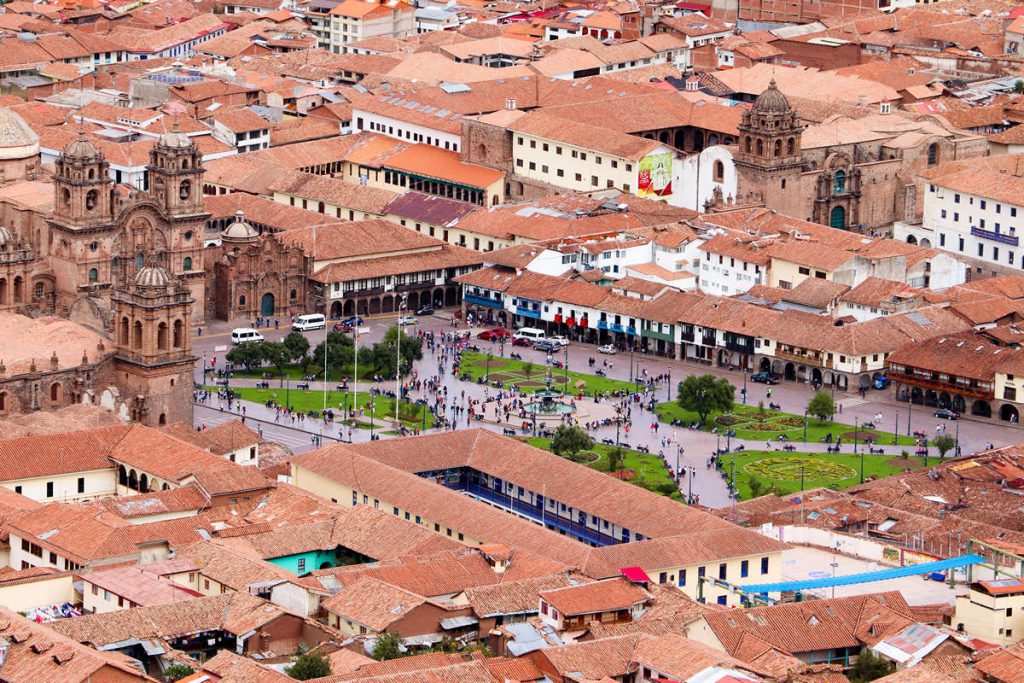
[
  {"x1": 111, "y1": 262, "x2": 194, "y2": 426},
  {"x1": 734, "y1": 80, "x2": 806, "y2": 220}
]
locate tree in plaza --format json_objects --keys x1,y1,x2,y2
[
  {"x1": 312, "y1": 331, "x2": 354, "y2": 377},
  {"x1": 262, "y1": 342, "x2": 291, "y2": 380},
  {"x1": 550, "y1": 424, "x2": 594, "y2": 460},
  {"x1": 285, "y1": 650, "x2": 332, "y2": 680},
  {"x1": 748, "y1": 477, "x2": 764, "y2": 499},
  {"x1": 283, "y1": 331, "x2": 310, "y2": 362},
  {"x1": 521, "y1": 362, "x2": 535, "y2": 383},
  {"x1": 367, "y1": 326, "x2": 423, "y2": 379},
  {"x1": 807, "y1": 390, "x2": 836, "y2": 422},
  {"x1": 371, "y1": 632, "x2": 404, "y2": 661},
  {"x1": 932, "y1": 434, "x2": 956, "y2": 460},
  {"x1": 606, "y1": 446, "x2": 625, "y2": 476},
  {"x1": 676, "y1": 374, "x2": 734, "y2": 426},
  {"x1": 226, "y1": 343, "x2": 266, "y2": 372}
]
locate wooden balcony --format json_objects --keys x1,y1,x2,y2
[
  {"x1": 775, "y1": 347, "x2": 822, "y2": 365},
  {"x1": 886, "y1": 369, "x2": 993, "y2": 399}
]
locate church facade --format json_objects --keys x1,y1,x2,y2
[{"x1": 0, "y1": 124, "x2": 204, "y2": 427}]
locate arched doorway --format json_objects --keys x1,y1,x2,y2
[
  {"x1": 952, "y1": 395, "x2": 966, "y2": 414},
  {"x1": 445, "y1": 288, "x2": 458, "y2": 306},
  {"x1": 972, "y1": 400, "x2": 992, "y2": 418},
  {"x1": 433, "y1": 288, "x2": 445, "y2": 307},
  {"x1": 759, "y1": 358, "x2": 771, "y2": 372},
  {"x1": 1001, "y1": 404, "x2": 1019, "y2": 423},
  {"x1": 118, "y1": 465, "x2": 127, "y2": 486},
  {"x1": 343, "y1": 300, "x2": 355, "y2": 317},
  {"x1": 406, "y1": 292, "x2": 419, "y2": 310},
  {"x1": 784, "y1": 363, "x2": 796, "y2": 381},
  {"x1": 382, "y1": 295, "x2": 394, "y2": 313},
  {"x1": 911, "y1": 387, "x2": 924, "y2": 404},
  {"x1": 906, "y1": 235, "x2": 918, "y2": 245},
  {"x1": 128, "y1": 469, "x2": 139, "y2": 490},
  {"x1": 811, "y1": 368, "x2": 823, "y2": 385},
  {"x1": 830, "y1": 205, "x2": 846, "y2": 229},
  {"x1": 925, "y1": 390, "x2": 938, "y2": 407},
  {"x1": 368, "y1": 297, "x2": 380, "y2": 314},
  {"x1": 261, "y1": 292, "x2": 275, "y2": 317},
  {"x1": 140, "y1": 473, "x2": 149, "y2": 492},
  {"x1": 772, "y1": 360, "x2": 783, "y2": 376},
  {"x1": 330, "y1": 301, "x2": 342, "y2": 318}
]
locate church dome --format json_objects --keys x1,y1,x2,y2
[
  {"x1": 221, "y1": 210, "x2": 258, "y2": 243},
  {"x1": 157, "y1": 119, "x2": 194, "y2": 150},
  {"x1": 63, "y1": 133, "x2": 99, "y2": 161},
  {"x1": 0, "y1": 226, "x2": 12, "y2": 246},
  {"x1": 0, "y1": 109, "x2": 39, "y2": 161},
  {"x1": 753, "y1": 79, "x2": 791, "y2": 114},
  {"x1": 135, "y1": 264, "x2": 173, "y2": 288}
]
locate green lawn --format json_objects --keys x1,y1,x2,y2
[
  {"x1": 459, "y1": 351, "x2": 648, "y2": 396},
  {"x1": 525, "y1": 437, "x2": 682, "y2": 500},
  {"x1": 207, "y1": 386, "x2": 431, "y2": 428},
  {"x1": 722, "y1": 450, "x2": 926, "y2": 500},
  {"x1": 655, "y1": 402, "x2": 917, "y2": 446},
  {"x1": 228, "y1": 364, "x2": 365, "y2": 383}
]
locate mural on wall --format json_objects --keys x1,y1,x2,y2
[{"x1": 638, "y1": 152, "x2": 673, "y2": 199}]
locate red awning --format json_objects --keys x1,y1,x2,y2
[
  {"x1": 554, "y1": 314, "x2": 562, "y2": 323},
  {"x1": 579, "y1": 318, "x2": 588, "y2": 329},
  {"x1": 566, "y1": 317, "x2": 576, "y2": 326},
  {"x1": 620, "y1": 566, "x2": 652, "y2": 583}
]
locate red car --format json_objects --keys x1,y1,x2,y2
[
  {"x1": 477, "y1": 327, "x2": 510, "y2": 341},
  {"x1": 511, "y1": 337, "x2": 532, "y2": 347}
]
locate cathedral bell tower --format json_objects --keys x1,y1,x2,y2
[
  {"x1": 145, "y1": 121, "x2": 209, "y2": 321},
  {"x1": 51, "y1": 131, "x2": 114, "y2": 230},
  {"x1": 148, "y1": 122, "x2": 205, "y2": 217},
  {"x1": 735, "y1": 79, "x2": 806, "y2": 219},
  {"x1": 111, "y1": 261, "x2": 194, "y2": 426}
]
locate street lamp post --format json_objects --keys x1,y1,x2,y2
[
  {"x1": 396, "y1": 295, "x2": 406, "y2": 425},
  {"x1": 352, "y1": 325, "x2": 359, "y2": 422},
  {"x1": 800, "y1": 464, "x2": 805, "y2": 491},
  {"x1": 803, "y1": 410, "x2": 808, "y2": 443},
  {"x1": 907, "y1": 392, "x2": 913, "y2": 436},
  {"x1": 955, "y1": 420, "x2": 960, "y2": 457},
  {"x1": 666, "y1": 370, "x2": 671, "y2": 402},
  {"x1": 854, "y1": 417, "x2": 859, "y2": 456},
  {"x1": 563, "y1": 343, "x2": 569, "y2": 394},
  {"x1": 894, "y1": 412, "x2": 899, "y2": 446},
  {"x1": 485, "y1": 352, "x2": 492, "y2": 383},
  {"x1": 685, "y1": 464, "x2": 695, "y2": 505}
]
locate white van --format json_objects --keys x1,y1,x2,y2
[
  {"x1": 292, "y1": 314, "x2": 326, "y2": 332},
  {"x1": 513, "y1": 327, "x2": 546, "y2": 342},
  {"x1": 231, "y1": 328, "x2": 265, "y2": 345}
]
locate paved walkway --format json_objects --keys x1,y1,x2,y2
[{"x1": 191, "y1": 312, "x2": 1010, "y2": 510}]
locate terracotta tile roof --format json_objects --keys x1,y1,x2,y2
[
  {"x1": 9, "y1": 503, "x2": 212, "y2": 564},
  {"x1": 632, "y1": 632, "x2": 770, "y2": 681},
  {"x1": 267, "y1": 172, "x2": 398, "y2": 215},
  {"x1": 311, "y1": 550, "x2": 503, "y2": 597},
  {"x1": 385, "y1": 192, "x2": 477, "y2": 226},
  {"x1": 311, "y1": 243, "x2": 482, "y2": 284},
  {"x1": 921, "y1": 154, "x2": 1024, "y2": 206},
  {"x1": 341, "y1": 652, "x2": 467, "y2": 679},
  {"x1": 291, "y1": 441, "x2": 593, "y2": 567},
  {"x1": 177, "y1": 540, "x2": 295, "y2": 591},
  {"x1": 163, "y1": 419, "x2": 260, "y2": 455},
  {"x1": 888, "y1": 334, "x2": 1024, "y2": 382},
  {"x1": 190, "y1": 650, "x2": 293, "y2": 682},
  {"x1": 203, "y1": 192, "x2": 338, "y2": 231},
  {"x1": 840, "y1": 277, "x2": 918, "y2": 308},
  {"x1": 0, "y1": 606, "x2": 153, "y2": 682},
  {"x1": 782, "y1": 277, "x2": 850, "y2": 309},
  {"x1": 509, "y1": 110, "x2": 661, "y2": 160},
  {"x1": 0, "y1": 424, "x2": 128, "y2": 482},
  {"x1": 541, "y1": 578, "x2": 649, "y2": 616},
  {"x1": 384, "y1": 144, "x2": 504, "y2": 189},
  {"x1": 100, "y1": 484, "x2": 210, "y2": 519},
  {"x1": 322, "y1": 576, "x2": 428, "y2": 630},
  {"x1": 539, "y1": 634, "x2": 641, "y2": 680},
  {"x1": 50, "y1": 592, "x2": 292, "y2": 646},
  {"x1": 214, "y1": 107, "x2": 270, "y2": 133},
  {"x1": 875, "y1": 655, "x2": 978, "y2": 682},
  {"x1": 81, "y1": 566, "x2": 199, "y2": 607},
  {"x1": 974, "y1": 642, "x2": 1024, "y2": 683},
  {"x1": 540, "y1": 91, "x2": 744, "y2": 138},
  {"x1": 701, "y1": 592, "x2": 914, "y2": 657},
  {"x1": 345, "y1": 430, "x2": 740, "y2": 543},
  {"x1": 464, "y1": 574, "x2": 572, "y2": 617},
  {"x1": 581, "y1": 527, "x2": 789, "y2": 579}
]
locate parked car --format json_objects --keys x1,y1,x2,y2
[
  {"x1": 874, "y1": 376, "x2": 891, "y2": 390},
  {"x1": 333, "y1": 322, "x2": 352, "y2": 332},
  {"x1": 750, "y1": 371, "x2": 779, "y2": 385},
  {"x1": 341, "y1": 316, "x2": 363, "y2": 327},
  {"x1": 511, "y1": 337, "x2": 532, "y2": 347},
  {"x1": 397, "y1": 315, "x2": 417, "y2": 326},
  {"x1": 533, "y1": 339, "x2": 559, "y2": 353},
  {"x1": 477, "y1": 328, "x2": 510, "y2": 341},
  {"x1": 415, "y1": 305, "x2": 433, "y2": 316},
  {"x1": 548, "y1": 335, "x2": 570, "y2": 348},
  {"x1": 597, "y1": 344, "x2": 617, "y2": 355},
  {"x1": 934, "y1": 408, "x2": 959, "y2": 420}
]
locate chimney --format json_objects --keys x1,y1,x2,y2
[{"x1": 506, "y1": 97, "x2": 516, "y2": 110}]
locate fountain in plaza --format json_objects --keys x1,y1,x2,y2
[{"x1": 525, "y1": 364, "x2": 576, "y2": 419}]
